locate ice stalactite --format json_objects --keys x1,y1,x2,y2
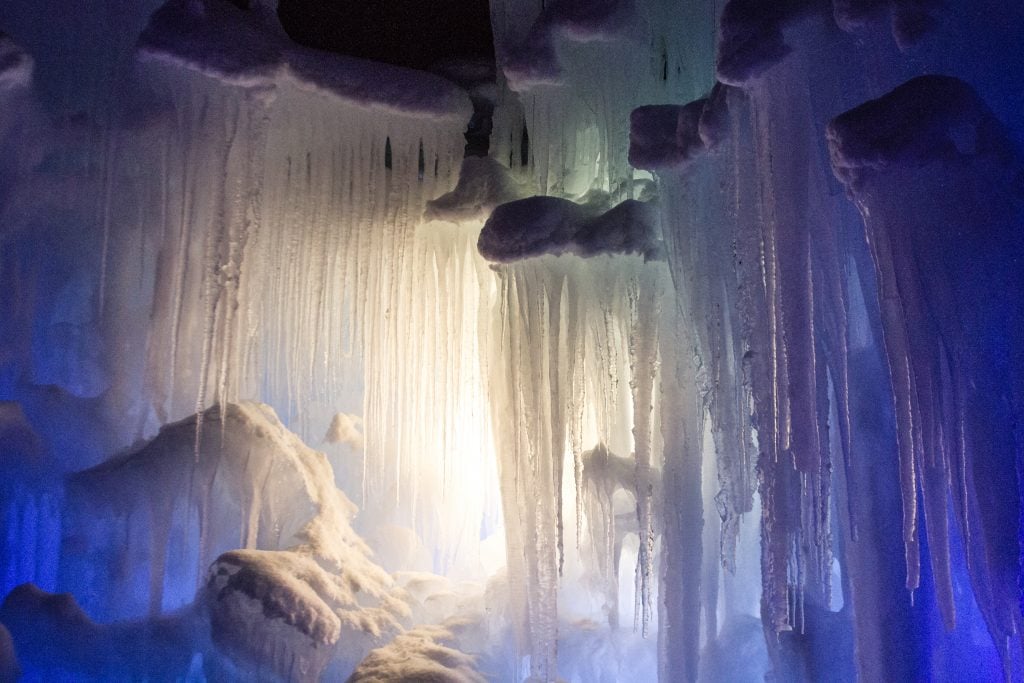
[
  {"x1": 135, "y1": 0, "x2": 469, "y2": 431},
  {"x1": 488, "y1": 0, "x2": 715, "y2": 201},
  {"x1": 634, "y1": 24, "x2": 867, "y2": 677},
  {"x1": 828, "y1": 74, "x2": 1024, "y2": 676},
  {"x1": 123, "y1": 1, "x2": 506, "y2": 576},
  {"x1": 484, "y1": 251, "x2": 672, "y2": 680},
  {"x1": 482, "y1": 3, "x2": 722, "y2": 678},
  {"x1": 629, "y1": 264, "x2": 664, "y2": 637},
  {"x1": 0, "y1": 403, "x2": 60, "y2": 602},
  {"x1": 745, "y1": 69, "x2": 840, "y2": 641},
  {"x1": 360, "y1": 218, "x2": 504, "y2": 576}
]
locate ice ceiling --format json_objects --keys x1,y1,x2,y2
[{"x1": 0, "y1": 0, "x2": 1023, "y2": 681}]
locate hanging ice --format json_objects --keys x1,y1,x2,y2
[{"x1": 2, "y1": 0, "x2": 1024, "y2": 681}]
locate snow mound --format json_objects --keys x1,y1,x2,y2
[
  {"x1": 0, "y1": 33, "x2": 33, "y2": 91},
  {"x1": 346, "y1": 622, "x2": 486, "y2": 683},
  {"x1": 629, "y1": 84, "x2": 734, "y2": 170},
  {"x1": 204, "y1": 549, "x2": 406, "y2": 681},
  {"x1": 501, "y1": 0, "x2": 638, "y2": 90},
  {"x1": 826, "y1": 75, "x2": 1018, "y2": 193},
  {"x1": 66, "y1": 402, "x2": 399, "y2": 621},
  {"x1": 138, "y1": 0, "x2": 471, "y2": 121},
  {"x1": 425, "y1": 157, "x2": 531, "y2": 225},
  {"x1": 324, "y1": 412, "x2": 364, "y2": 451},
  {"x1": 478, "y1": 196, "x2": 662, "y2": 262}
]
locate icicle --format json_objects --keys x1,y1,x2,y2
[{"x1": 629, "y1": 267, "x2": 662, "y2": 636}]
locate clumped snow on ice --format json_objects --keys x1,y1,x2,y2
[
  {"x1": 827, "y1": 74, "x2": 1018, "y2": 192},
  {"x1": 323, "y1": 412, "x2": 364, "y2": 451},
  {"x1": 629, "y1": 83, "x2": 734, "y2": 170},
  {"x1": 718, "y1": 0, "x2": 942, "y2": 85},
  {"x1": 500, "y1": 0, "x2": 638, "y2": 90},
  {"x1": 346, "y1": 621, "x2": 486, "y2": 683},
  {"x1": 425, "y1": 156, "x2": 532, "y2": 225},
  {"x1": 139, "y1": 0, "x2": 471, "y2": 120},
  {"x1": 477, "y1": 195, "x2": 662, "y2": 262}
]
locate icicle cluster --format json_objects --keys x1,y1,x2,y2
[{"x1": 485, "y1": 254, "x2": 671, "y2": 679}]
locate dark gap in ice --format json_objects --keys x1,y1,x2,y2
[{"x1": 521, "y1": 123, "x2": 531, "y2": 168}]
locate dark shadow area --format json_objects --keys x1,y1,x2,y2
[{"x1": 277, "y1": 0, "x2": 495, "y2": 71}]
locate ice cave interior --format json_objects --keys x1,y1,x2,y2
[{"x1": 0, "y1": 0, "x2": 1023, "y2": 681}]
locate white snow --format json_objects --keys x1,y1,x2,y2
[
  {"x1": 138, "y1": 0, "x2": 471, "y2": 120},
  {"x1": 347, "y1": 621, "x2": 486, "y2": 683},
  {"x1": 3, "y1": 0, "x2": 1023, "y2": 681},
  {"x1": 424, "y1": 156, "x2": 532, "y2": 225},
  {"x1": 323, "y1": 412, "x2": 364, "y2": 451},
  {"x1": 478, "y1": 195, "x2": 662, "y2": 262}
]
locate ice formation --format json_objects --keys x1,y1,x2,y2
[
  {"x1": 347, "y1": 621, "x2": 486, "y2": 683},
  {"x1": 2, "y1": 0, "x2": 1024, "y2": 681}
]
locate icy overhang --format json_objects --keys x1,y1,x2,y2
[
  {"x1": 716, "y1": 0, "x2": 942, "y2": 86},
  {"x1": 477, "y1": 194, "x2": 663, "y2": 262},
  {"x1": 500, "y1": 0, "x2": 637, "y2": 91},
  {"x1": 628, "y1": 83, "x2": 733, "y2": 170},
  {"x1": 137, "y1": 0, "x2": 472, "y2": 122},
  {"x1": 826, "y1": 75, "x2": 1020, "y2": 194}
]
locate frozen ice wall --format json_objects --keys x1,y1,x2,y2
[{"x1": 2, "y1": 0, "x2": 1024, "y2": 681}]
